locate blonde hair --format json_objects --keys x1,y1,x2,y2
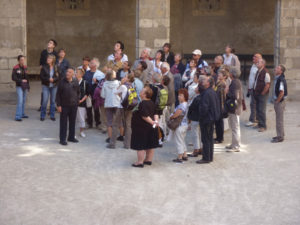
[{"x1": 47, "y1": 54, "x2": 56, "y2": 66}]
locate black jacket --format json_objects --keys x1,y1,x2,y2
[
  {"x1": 187, "y1": 94, "x2": 201, "y2": 122},
  {"x1": 163, "y1": 52, "x2": 175, "y2": 67},
  {"x1": 78, "y1": 79, "x2": 89, "y2": 107},
  {"x1": 198, "y1": 87, "x2": 221, "y2": 124},
  {"x1": 40, "y1": 65, "x2": 60, "y2": 87},
  {"x1": 12, "y1": 64, "x2": 29, "y2": 87},
  {"x1": 275, "y1": 73, "x2": 288, "y2": 102},
  {"x1": 39, "y1": 49, "x2": 58, "y2": 66},
  {"x1": 56, "y1": 78, "x2": 80, "y2": 107}
]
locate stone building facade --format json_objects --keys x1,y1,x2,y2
[{"x1": 0, "y1": 0, "x2": 299, "y2": 99}]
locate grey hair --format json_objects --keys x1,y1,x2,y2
[
  {"x1": 259, "y1": 58, "x2": 266, "y2": 66},
  {"x1": 229, "y1": 67, "x2": 239, "y2": 78},
  {"x1": 92, "y1": 57, "x2": 100, "y2": 68},
  {"x1": 161, "y1": 62, "x2": 170, "y2": 71},
  {"x1": 152, "y1": 72, "x2": 162, "y2": 83},
  {"x1": 144, "y1": 48, "x2": 151, "y2": 57},
  {"x1": 198, "y1": 75, "x2": 207, "y2": 83}
]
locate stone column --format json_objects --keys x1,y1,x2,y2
[
  {"x1": 278, "y1": 0, "x2": 300, "y2": 100},
  {"x1": 0, "y1": 0, "x2": 26, "y2": 88},
  {"x1": 136, "y1": 0, "x2": 170, "y2": 58}
]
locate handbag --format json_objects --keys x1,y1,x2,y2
[
  {"x1": 167, "y1": 115, "x2": 184, "y2": 131},
  {"x1": 86, "y1": 95, "x2": 92, "y2": 108}
]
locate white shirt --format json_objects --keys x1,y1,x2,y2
[
  {"x1": 188, "y1": 82, "x2": 198, "y2": 105},
  {"x1": 151, "y1": 59, "x2": 162, "y2": 74},
  {"x1": 223, "y1": 54, "x2": 233, "y2": 66},
  {"x1": 248, "y1": 64, "x2": 258, "y2": 89},
  {"x1": 107, "y1": 54, "x2": 128, "y2": 63},
  {"x1": 115, "y1": 84, "x2": 128, "y2": 108}
]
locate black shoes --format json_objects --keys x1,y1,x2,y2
[
  {"x1": 196, "y1": 159, "x2": 211, "y2": 164},
  {"x1": 271, "y1": 137, "x2": 284, "y2": 143},
  {"x1": 40, "y1": 118, "x2": 45, "y2": 121},
  {"x1": 117, "y1": 136, "x2": 124, "y2": 141},
  {"x1": 15, "y1": 118, "x2": 22, "y2": 122},
  {"x1": 22, "y1": 115, "x2": 29, "y2": 119},
  {"x1": 143, "y1": 161, "x2": 152, "y2": 166},
  {"x1": 67, "y1": 138, "x2": 79, "y2": 143},
  {"x1": 173, "y1": 158, "x2": 183, "y2": 163},
  {"x1": 106, "y1": 138, "x2": 110, "y2": 143},
  {"x1": 59, "y1": 141, "x2": 68, "y2": 146},
  {"x1": 132, "y1": 163, "x2": 144, "y2": 168},
  {"x1": 50, "y1": 117, "x2": 56, "y2": 121}
]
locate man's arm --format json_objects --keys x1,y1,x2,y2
[{"x1": 261, "y1": 83, "x2": 270, "y2": 95}]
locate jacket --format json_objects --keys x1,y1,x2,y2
[
  {"x1": 163, "y1": 51, "x2": 175, "y2": 67},
  {"x1": 78, "y1": 79, "x2": 89, "y2": 107},
  {"x1": 198, "y1": 87, "x2": 221, "y2": 124},
  {"x1": 12, "y1": 64, "x2": 29, "y2": 87},
  {"x1": 254, "y1": 68, "x2": 269, "y2": 95},
  {"x1": 56, "y1": 78, "x2": 80, "y2": 107},
  {"x1": 40, "y1": 65, "x2": 59, "y2": 87},
  {"x1": 57, "y1": 58, "x2": 70, "y2": 80},
  {"x1": 227, "y1": 78, "x2": 243, "y2": 115},
  {"x1": 275, "y1": 73, "x2": 288, "y2": 102},
  {"x1": 39, "y1": 49, "x2": 58, "y2": 66},
  {"x1": 101, "y1": 79, "x2": 121, "y2": 108},
  {"x1": 187, "y1": 94, "x2": 201, "y2": 122}
]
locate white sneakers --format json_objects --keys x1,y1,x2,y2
[
  {"x1": 80, "y1": 132, "x2": 86, "y2": 138},
  {"x1": 245, "y1": 121, "x2": 255, "y2": 127}
]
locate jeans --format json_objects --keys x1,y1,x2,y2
[
  {"x1": 255, "y1": 94, "x2": 268, "y2": 129},
  {"x1": 40, "y1": 85, "x2": 57, "y2": 119},
  {"x1": 15, "y1": 87, "x2": 28, "y2": 119}
]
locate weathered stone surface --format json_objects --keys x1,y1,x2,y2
[{"x1": 0, "y1": 58, "x2": 8, "y2": 70}]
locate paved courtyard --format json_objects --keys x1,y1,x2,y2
[{"x1": 0, "y1": 81, "x2": 300, "y2": 225}]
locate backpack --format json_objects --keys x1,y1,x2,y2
[
  {"x1": 155, "y1": 85, "x2": 168, "y2": 111},
  {"x1": 121, "y1": 83, "x2": 139, "y2": 110}
]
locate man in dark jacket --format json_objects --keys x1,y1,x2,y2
[
  {"x1": 272, "y1": 65, "x2": 288, "y2": 143},
  {"x1": 196, "y1": 75, "x2": 221, "y2": 164},
  {"x1": 56, "y1": 68, "x2": 80, "y2": 145},
  {"x1": 12, "y1": 55, "x2": 29, "y2": 121}
]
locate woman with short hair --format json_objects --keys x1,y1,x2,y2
[
  {"x1": 151, "y1": 50, "x2": 164, "y2": 74},
  {"x1": 169, "y1": 88, "x2": 189, "y2": 163},
  {"x1": 57, "y1": 48, "x2": 70, "y2": 80},
  {"x1": 131, "y1": 86, "x2": 159, "y2": 168}
]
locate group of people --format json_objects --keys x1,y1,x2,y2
[{"x1": 12, "y1": 39, "x2": 288, "y2": 168}]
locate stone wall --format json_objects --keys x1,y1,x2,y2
[
  {"x1": 26, "y1": 0, "x2": 136, "y2": 74},
  {"x1": 0, "y1": 0, "x2": 26, "y2": 87},
  {"x1": 170, "y1": 0, "x2": 276, "y2": 55},
  {"x1": 279, "y1": 0, "x2": 300, "y2": 100},
  {"x1": 137, "y1": 0, "x2": 170, "y2": 57}
]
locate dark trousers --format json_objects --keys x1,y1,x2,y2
[
  {"x1": 60, "y1": 105, "x2": 77, "y2": 142},
  {"x1": 200, "y1": 122, "x2": 214, "y2": 162},
  {"x1": 254, "y1": 94, "x2": 268, "y2": 129},
  {"x1": 215, "y1": 118, "x2": 224, "y2": 142},
  {"x1": 249, "y1": 89, "x2": 257, "y2": 122},
  {"x1": 86, "y1": 105, "x2": 100, "y2": 127}
]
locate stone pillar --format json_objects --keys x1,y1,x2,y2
[
  {"x1": 136, "y1": 0, "x2": 170, "y2": 58},
  {"x1": 0, "y1": 0, "x2": 26, "y2": 88},
  {"x1": 278, "y1": 0, "x2": 300, "y2": 100}
]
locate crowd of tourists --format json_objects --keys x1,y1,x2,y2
[{"x1": 12, "y1": 39, "x2": 288, "y2": 167}]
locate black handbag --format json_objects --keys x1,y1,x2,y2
[
  {"x1": 224, "y1": 97, "x2": 237, "y2": 114},
  {"x1": 167, "y1": 115, "x2": 184, "y2": 131}
]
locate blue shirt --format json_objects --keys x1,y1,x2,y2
[
  {"x1": 133, "y1": 78, "x2": 144, "y2": 102},
  {"x1": 49, "y1": 68, "x2": 54, "y2": 87}
]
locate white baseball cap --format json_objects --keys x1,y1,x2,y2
[{"x1": 192, "y1": 49, "x2": 202, "y2": 55}]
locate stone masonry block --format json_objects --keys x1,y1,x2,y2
[
  {"x1": 0, "y1": 69, "x2": 12, "y2": 83},
  {"x1": 8, "y1": 58, "x2": 17, "y2": 69},
  {"x1": 0, "y1": 48, "x2": 23, "y2": 58},
  {"x1": 139, "y1": 19, "x2": 153, "y2": 28},
  {"x1": 286, "y1": 69, "x2": 300, "y2": 80},
  {"x1": 0, "y1": 58, "x2": 8, "y2": 69},
  {"x1": 154, "y1": 39, "x2": 169, "y2": 48},
  {"x1": 284, "y1": 49, "x2": 300, "y2": 58},
  {"x1": 281, "y1": 18, "x2": 294, "y2": 28}
]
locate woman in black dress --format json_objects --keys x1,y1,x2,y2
[{"x1": 131, "y1": 86, "x2": 159, "y2": 168}]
